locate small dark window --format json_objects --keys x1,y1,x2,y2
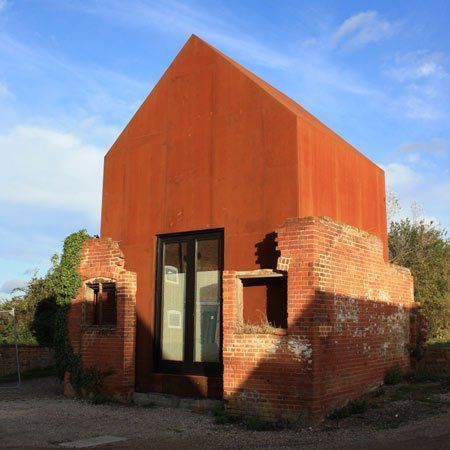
[
  {"x1": 242, "y1": 277, "x2": 287, "y2": 329},
  {"x1": 86, "y1": 282, "x2": 117, "y2": 326}
]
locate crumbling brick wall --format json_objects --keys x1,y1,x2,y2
[
  {"x1": 223, "y1": 216, "x2": 415, "y2": 422},
  {"x1": 65, "y1": 237, "x2": 137, "y2": 401}
]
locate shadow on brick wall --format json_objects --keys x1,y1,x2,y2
[{"x1": 223, "y1": 289, "x2": 418, "y2": 422}]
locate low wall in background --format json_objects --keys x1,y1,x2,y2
[
  {"x1": 0, "y1": 345, "x2": 54, "y2": 377},
  {"x1": 425, "y1": 347, "x2": 450, "y2": 370}
]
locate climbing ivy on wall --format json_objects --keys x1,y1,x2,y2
[{"x1": 51, "y1": 230, "x2": 110, "y2": 395}]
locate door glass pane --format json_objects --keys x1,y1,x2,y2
[
  {"x1": 161, "y1": 242, "x2": 187, "y2": 361},
  {"x1": 194, "y1": 238, "x2": 220, "y2": 362}
]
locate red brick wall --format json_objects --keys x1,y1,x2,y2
[
  {"x1": 66, "y1": 237, "x2": 137, "y2": 401},
  {"x1": 0, "y1": 345, "x2": 54, "y2": 377},
  {"x1": 223, "y1": 216, "x2": 415, "y2": 422},
  {"x1": 425, "y1": 347, "x2": 450, "y2": 370}
]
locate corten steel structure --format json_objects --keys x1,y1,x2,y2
[{"x1": 68, "y1": 35, "x2": 416, "y2": 420}]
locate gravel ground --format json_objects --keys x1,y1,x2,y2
[{"x1": 0, "y1": 377, "x2": 449, "y2": 449}]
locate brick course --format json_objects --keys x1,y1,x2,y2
[
  {"x1": 223, "y1": 216, "x2": 415, "y2": 422},
  {"x1": 65, "y1": 237, "x2": 137, "y2": 401}
]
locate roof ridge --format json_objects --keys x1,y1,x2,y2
[{"x1": 188, "y1": 34, "x2": 381, "y2": 170}]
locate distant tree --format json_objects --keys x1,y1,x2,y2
[
  {"x1": 387, "y1": 194, "x2": 450, "y2": 340},
  {"x1": 0, "y1": 256, "x2": 59, "y2": 345}
]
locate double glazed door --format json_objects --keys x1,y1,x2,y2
[{"x1": 155, "y1": 230, "x2": 223, "y2": 376}]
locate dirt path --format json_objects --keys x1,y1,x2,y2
[{"x1": 0, "y1": 377, "x2": 449, "y2": 449}]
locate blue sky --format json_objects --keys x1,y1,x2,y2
[{"x1": 0, "y1": 0, "x2": 449, "y2": 296}]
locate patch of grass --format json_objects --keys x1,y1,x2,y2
[
  {"x1": 213, "y1": 405, "x2": 240, "y2": 425},
  {"x1": 212, "y1": 404, "x2": 279, "y2": 431},
  {"x1": 370, "y1": 387, "x2": 385, "y2": 398},
  {"x1": 243, "y1": 416, "x2": 277, "y2": 431},
  {"x1": 376, "y1": 420, "x2": 402, "y2": 430},
  {"x1": 390, "y1": 384, "x2": 421, "y2": 401},
  {"x1": 141, "y1": 402, "x2": 157, "y2": 409},
  {"x1": 90, "y1": 395, "x2": 133, "y2": 407},
  {"x1": 406, "y1": 366, "x2": 449, "y2": 384},
  {"x1": 441, "y1": 374, "x2": 450, "y2": 389},
  {"x1": 328, "y1": 398, "x2": 372, "y2": 420},
  {"x1": 91, "y1": 394, "x2": 110, "y2": 404},
  {"x1": 427, "y1": 339, "x2": 450, "y2": 349},
  {"x1": 384, "y1": 365, "x2": 403, "y2": 385},
  {"x1": 418, "y1": 395, "x2": 450, "y2": 406},
  {"x1": 0, "y1": 365, "x2": 56, "y2": 384}
]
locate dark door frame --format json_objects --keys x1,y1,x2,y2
[{"x1": 154, "y1": 228, "x2": 224, "y2": 377}]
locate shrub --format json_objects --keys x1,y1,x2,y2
[
  {"x1": 384, "y1": 365, "x2": 404, "y2": 385},
  {"x1": 0, "y1": 263, "x2": 59, "y2": 346},
  {"x1": 388, "y1": 217, "x2": 449, "y2": 339}
]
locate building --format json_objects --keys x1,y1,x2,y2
[{"x1": 66, "y1": 35, "x2": 416, "y2": 421}]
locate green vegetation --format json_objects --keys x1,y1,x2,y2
[
  {"x1": 384, "y1": 365, "x2": 404, "y2": 385},
  {"x1": 212, "y1": 404, "x2": 280, "y2": 431},
  {"x1": 427, "y1": 338, "x2": 450, "y2": 348},
  {"x1": 328, "y1": 398, "x2": 373, "y2": 421},
  {"x1": 50, "y1": 230, "x2": 112, "y2": 395},
  {"x1": 388, "y1": 217, "x2": 450, "y2": 340},
  {"x1": 0, "y1": 230, "x2": 112, "y2": 397},
  {"x1": 141, "y1": 402, "x2": 157, "y2": 409},
  {"x1": 0, "y1": 260, "x2": 60, "y2": 346},
  {"x1": 327, "y1": 364, "x2": 449, "y2": 428},
  {"x1": 405, "y1": 366, "x2": 450, "y2": 384},
  {"x1": 390, "y1": 384, "x2": 421, "y2": 401}
]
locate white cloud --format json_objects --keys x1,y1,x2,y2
[
  {"x1": 385, "y1": 51, "x2": 449, "y2": 121},
  {"x1": 398, "y1": 138, "x2": 449, "y2": 157},
  {"x1": 0, "y1": 82, "x2": 9, "y2": 97},
  {"x1": 0, "y1": 278, "x2": 27, "y2": 294},
  {"x1": 332, "y1": 11, "x2": 396, "y2": 47},
  {"x1": 402, "y1": 90, "x2": 445, "y2": 120},
  {"x1": 382, "y1": 159, "x2": 450, "y2": 229},
  {"x1": 388, "y1": 51, "x2": 447, "y2": 81},
  {"x1": 0, "y1": 125, "x2": 103, "y2": 220},
  {"x1": 382, "y1": 162, "x2": 420, "y2": 191}
]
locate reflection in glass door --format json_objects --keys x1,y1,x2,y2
[
  {"x1": 194, "y1": 239, "x2": 220, "y2": 363},
  {"x1": 160, "y1": 242, "x2": 187, "y2": 361},
  {"x1": 155, "y1": 230, "x2": 223, "y2": 376}
]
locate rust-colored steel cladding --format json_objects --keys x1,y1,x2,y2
[{"x1": 100, "y1": 35, "x2": 388, "y2": 389}]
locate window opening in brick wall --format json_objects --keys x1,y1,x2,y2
[
  {"x1": 242, "y1": 276, "x2": 287, "y2": 329},
  {"x1": 85, "y1": 282, "x2": 117, "y2": 326}
]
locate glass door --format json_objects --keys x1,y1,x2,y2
[{"x1": 155, "y1": 229, "x2": 223, "y2": 376}]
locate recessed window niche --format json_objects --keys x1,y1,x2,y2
[{"x1": 236, "y1": 270, "x2": 287, "y2": 332}]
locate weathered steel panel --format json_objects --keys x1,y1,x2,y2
[{"x1": 100, "y1": 35, "x2": 387, "y2": 391}]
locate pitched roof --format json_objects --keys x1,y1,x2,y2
[{"x1": 188, "y1": 34, "x2": 378, "y2": 169}]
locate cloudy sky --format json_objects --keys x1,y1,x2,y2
[{"x1": 0, "y1": 0, "x2": 449, "y2": 295}]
